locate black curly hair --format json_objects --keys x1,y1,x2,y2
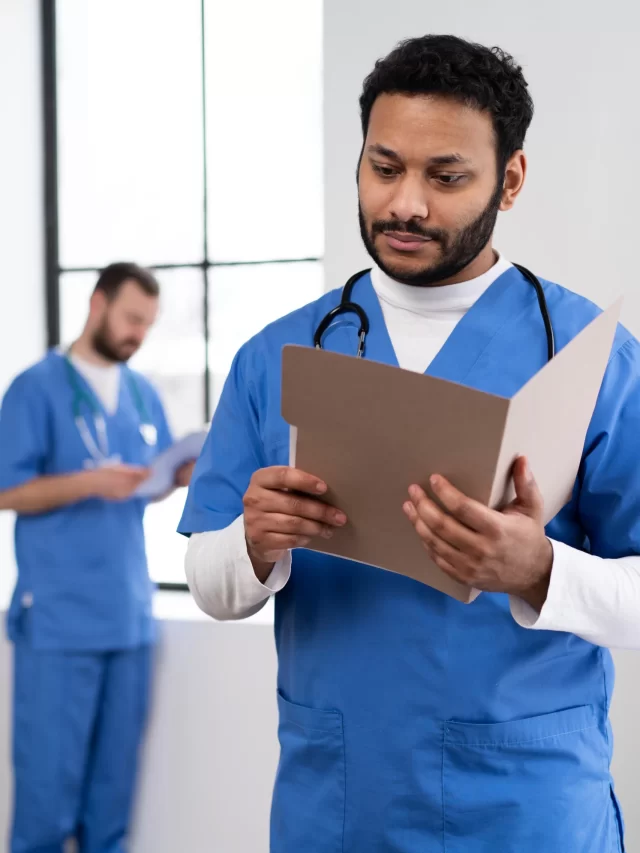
[{"x1": 359, "y1": 34, "x2": 534, "y2": 174}]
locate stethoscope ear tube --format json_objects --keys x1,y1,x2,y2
[
  {"x1": 64, "y1": 352, "x2": 158, "y2": 464},
  {"x1": 314, "y1": 264, "x2": 555, "y2": 364},
  {"x1": 313, "y1": 270, "x2": 371, "y2": 357},
  {"x1": 313, "y1": 300, "x2": 370, "y2": 356},
  {"x1": 512, "y1": 263, "x2": 555, "y2": 361}
]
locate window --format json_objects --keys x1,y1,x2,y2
[{"x1": 45, "y1": 0, "x2": 324, "y2": 587}]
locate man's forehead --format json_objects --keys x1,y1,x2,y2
[
  {"x1": 366, "y1": 93, "x2": 495, "y2": 156},
  {"x1": 115, "y1": 280, "x2": 156, "y2": 301},
  {"x1": 366, "y1": 143, "x2": 474, "y2": 166}
]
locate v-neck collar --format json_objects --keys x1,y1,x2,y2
[
  {"x1": 341, "y1": 266, "x2": 541, "y2": 394},
  {"x1": 54, "y1": 349, "x2": 125, "y2": 420}
]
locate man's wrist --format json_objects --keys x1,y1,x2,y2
[
  {"x1": 73, "y1": 470, "x2": 98, "y2": 500},
  {"x1": 516, "y1": 537, "x2": 553, "y2": 613},
  {"x1": 246, "y1": 539, "x2": 276, "y2": 584}
]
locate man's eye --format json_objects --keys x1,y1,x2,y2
[
  {"x1": 436, "y1": 174, "x2": 465, "y2": 185},
  {"x1": 373, "y1": 163, "x2": 398, "y2": 178}
]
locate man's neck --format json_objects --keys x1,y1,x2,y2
[
  {"x1": 426, "y1": 244, "x2": 498, "y2": 287},
  {"x1": 70, "y1": 334, "x2": 115, "y2": 368}
]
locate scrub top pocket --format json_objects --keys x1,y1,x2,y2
[
  {"x1": 442, "y1": 704, "x2": 617, "y2": 853},
  {"x1": 271, "y1": 690, "x2": 345, "y2": 853}
]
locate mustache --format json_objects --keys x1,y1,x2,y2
[{"x1": 371, "y1": 220, "x2": 446, "y2": 242}]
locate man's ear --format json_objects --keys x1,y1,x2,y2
[{"x1": 499, "y1": 150, "x2": 527, "y2": 212}]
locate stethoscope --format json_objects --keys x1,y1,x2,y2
[
  {"x1": 64, "y1": 354, "x2": 157, "y2": 466},
  {"x1": 313, "y1": 263, "x2": 555, "y2": 362}
]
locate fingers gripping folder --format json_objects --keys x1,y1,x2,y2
[{"x1": 281, "y1": 301, "x2": 621, "y2": 602}]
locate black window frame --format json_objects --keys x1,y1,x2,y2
[{"x1": 41, "y1": 0, "x2": 321, "y2": 592}]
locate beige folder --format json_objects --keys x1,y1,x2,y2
[{"x1": 281, "y1": 300, "x2": 621, "y2": 603}]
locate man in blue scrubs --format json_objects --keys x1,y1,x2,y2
[
  {"x1": 180, "y1": 36, "x2": 636, "y2": 851},
  {"x1": 0, "y1": 263, "x2": 193, "y2": 853}
]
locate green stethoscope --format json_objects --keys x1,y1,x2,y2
[{"x1": 64, "y1": 353, "x2": 157, "y2": 465}]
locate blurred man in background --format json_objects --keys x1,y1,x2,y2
[{"x1": 0, "y1": 262, "x2": 193, "y2": 853}]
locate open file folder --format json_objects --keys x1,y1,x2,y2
[{"x1": 281, "y1": 300, "x2": 622, "y2": 603}]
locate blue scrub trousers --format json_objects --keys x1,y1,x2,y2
[{"x1": 10, "y1": 640, "x2": 153, "y2": 853}]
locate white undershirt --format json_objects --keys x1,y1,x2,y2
[
  {"x1": 69, "y1": 352, "x2": 121, "y2": 415},
  {"x1": 184, "y1": 256, "x2": 640, "y2": 648},
  {"x1": 370, "y1": 257, "x2": 510, "y2": 373}
]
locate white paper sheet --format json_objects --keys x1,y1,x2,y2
[{"x1": 135, "y1": 430, "x2": 208, "y2": 499}]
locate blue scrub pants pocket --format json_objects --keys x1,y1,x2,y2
[
  {"x1": 442, "y1": 704, "x2": 613, "y2": 853},
  {"x1": 270, "y1": 691, "x2": 345, "y2": 853}
]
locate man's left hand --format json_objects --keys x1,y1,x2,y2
[
  {"x1": 403, "y1": 456, "x2": 553, "y2": 611},
  {"x1": 174, "y1": 460, "x2": 196, "y2": 489}
]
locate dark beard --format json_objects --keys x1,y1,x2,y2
[
  {"x1": 92, "y1": 323, "x2": 136, "y2": 363},
  {"x1": 358, "y1": 179, "x2": 504, "y2": 287}
]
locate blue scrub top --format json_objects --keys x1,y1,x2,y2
[
  {"x1": 179, "y1": 268, "x2": 634, "y2": 852},
  {"x1": 0, "y1": 351, "x2": 173, "y2": 651}
]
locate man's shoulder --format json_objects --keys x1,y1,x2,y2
[
  {"x1": 4, "y1": 351, "x2": 62, "y2": 397},
  {"x1": 542, "y1": 277, "x2": 636, "y2": 356},
  {"x1": 236, "y1": 287, "x2": 343, "y2": 364}
]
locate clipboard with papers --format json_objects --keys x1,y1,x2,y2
[
  {"x1": 281, "y1": 300, "x2": 622, "y2": 603},
  {"x1": 135, "y1": 429, "x2": 208, "y2": 500}
]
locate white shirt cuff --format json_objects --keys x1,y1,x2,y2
[
  {"x1": 185, "y1": 515, "x2": 291, "y2": 620},
  {"x1": 217, "y1": 514, "x2": 292, "y2": 597},
  {"x1": 509, "y1": 538, "x2": 640, "y2": 649},
  {"x1": 261, "y1": 551, "x2": 292, "y2": 593},
  {"x1": 509, "y1": 538, "x2": 570, "y2": 630}
]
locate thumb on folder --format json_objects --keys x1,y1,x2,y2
[
  {"x1": 502, "y1": 456, "x2": 545, "y2": 522},
  {"x1": 403, "y1": 456, "x2": 553, "y2": 611}
]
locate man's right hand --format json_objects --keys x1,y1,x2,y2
[
  {"x1": 85, "y1": 465, "x2": 150, "y2": 501},
  {"x1": 243, "y1": 466, "x2": 347, "y2": 580}
]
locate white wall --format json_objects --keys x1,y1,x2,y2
[
  {"x1": 323, "y1": 0, "x2": 640, "y2": 847},
  {"x1": 130, "y1": 601, "x2": 278, "y2": 853}
]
